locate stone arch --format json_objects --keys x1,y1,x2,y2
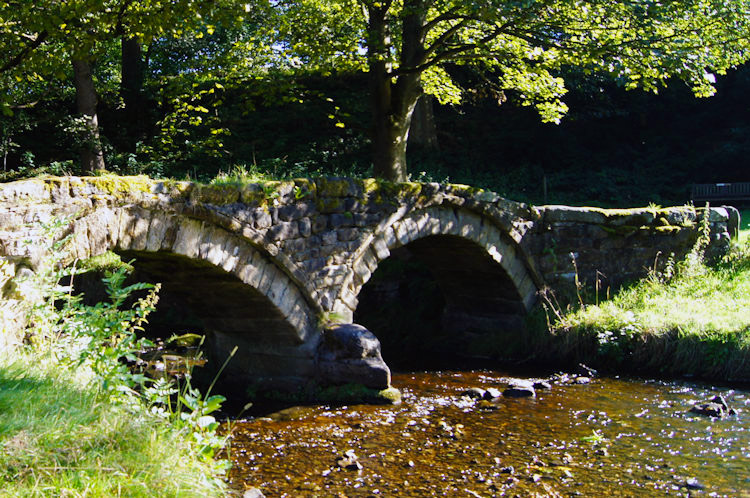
[
  {"x1": 66, "y1": 205, "x2": 318, "y2": 344},
  {"x1": 338, "y1": 205, "x2": 539, "y2": 321}
]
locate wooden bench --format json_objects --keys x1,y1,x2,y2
[{"x1": 691, "y1": 182, "x2": 750, "y2": 205}]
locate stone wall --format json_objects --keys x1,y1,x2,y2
[{"x1": 526, "y1": 204, "x2": 735, "y2": 295}]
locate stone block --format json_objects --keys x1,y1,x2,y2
[
  {"x1": 360, "y1": 247, "x2": 379, "y2": 273},
  {"x1": 315, "y1": 177, "x2": 361, "y2": 197},
  {"x1": 145, "y1": 212, "x2": 171, "y2": 252},
  {"x1": 116, "y1": 209, "x2": 137, "y2": 251},
  {"x1": 708, "y1": 207, "x2": 728, "y2": 222},
  {"x1": 457, "y1": 211, "x2": 482, "y2": 239},
  {"x1": 127, "y1": 209, "x2": 151, "y2": 251},
  {"x1": 371, "y1": 237, "x2": 390, "y2": 260},
  {"x1": 542, "y1": 206, "x2": 607, "y2": 224},
  {"x1": 353, "y1": 213, "x2": 370, "y2": 227},
  {"x1": 353, "y1": 259, "x2": 372, "y2": 285},
  {"x1": 201, "y1": 228, "x2": 232, "y2": 267},
  {"x1": 317, "y1": 323, "x2": 391, "y2": 389},
  {"x1": 70, "y1": 218, "x2": 91, "y2": 260},
  {"x1": 336, "y1": 285, "x2": 357, "y2": 308},
  {"x1": 312, "y1": 215, "x2": 329, "y2": 234},
  {"x1": 87, "y1": 207, "x2": 120, "y2": 254},
  {"x1": 664, "y1": 207, "x2": 695, "y2": 226},
  {"x1": 267, "y1": 270, "x2": 289, "y2": 304},
  {"x1": 381, "y1": 225, "x2": 398, "y2": 248},
  {"x1": 303, "y1": 257, "x2": 327, "y2": 273},
  {"x1": 277, "y1": 202, "x2": 313, "y2": 222},
  {"x1": 266, "y1": 221, "x2": 299, "y2": 241},
  {"x1": 337, "y1": 228, "x2": 360, "y2": 242},
  {"x1": 254, "y1": 209, "x2": 273, "y2": 229},
  {"x1": 438, "y1": 208, "x2": 458, "y2": 233},
  {"x1": 344, "y1": 198, "x2": 362, "y2": 212},
  {"x1": 172, "y1": 218, "x2": 205, "y2": 259},
  {"x1": 321, "y1": 231, "x2": 338, "y2": 245},
  {"x1": 0, "y1": 180, "x2": 47, "y2": 204},
  {"x1": 298, "y1": 217, "x2": 312, "y2": 237},
  {"x1": 221, "y1": 242, "x2": 242, "y2": 274},
  {"x1": 329, "y1": 213, "x2": 352, "y2": 228},
  {"x1": 295, "y1": 247, "x2": 321, "y2": 262}
]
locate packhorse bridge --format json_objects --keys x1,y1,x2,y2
[{"x1": 0, "y1": 176, "x2": 736, "y2": 391}]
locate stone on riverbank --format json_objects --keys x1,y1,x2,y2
[
  {"x1": 503, "y1": 379, "x2": 536, "y2": 398},
  {"x1": 688, "y1": 395, "x2": 737, "y2": 418}
]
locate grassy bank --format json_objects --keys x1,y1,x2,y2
[
  {"x1": 0, "y1": 228, "x2": 229, "y2": 497},
  {"x1": 540, "y1": 224, "x2": 750, "y2": 381},
  {"x1": 0, "y1": 350, "x2": 226, "y2": 497}
]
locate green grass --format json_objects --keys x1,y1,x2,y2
[
  {"x1": 544, "y1": 228, "x2": 750, "y2": 381},
  {"x1": 0, "y1": 349, "x2": 227, "y2": 497}
]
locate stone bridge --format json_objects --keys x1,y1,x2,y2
[{"x1": 0, "y1": 176, "x2": 736, "y2": 391}]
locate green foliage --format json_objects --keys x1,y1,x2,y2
[
  {"x1": 274, "y1": 0, "x2": 750, "y2": 118},
  {"x1": 0, "y1": 352, "x2": 228, "y2": 496},
  {"x1": 0, "y1": 218, "x2": 231, "y2": 494}
]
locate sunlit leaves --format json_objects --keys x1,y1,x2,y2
[
  {"x1": 272, "y1": 0, "x2": 750, "y2": 117},
  {"x1": 421, "y1": 66, "x2": 462, "y2": 105}
]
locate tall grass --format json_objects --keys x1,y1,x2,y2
[{"x1": 0, "y1": 351, "x2": 226, "y2": 497}]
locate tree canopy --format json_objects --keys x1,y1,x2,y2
[
  {"x1": 268, "y1": 0, "x2": 750, "y2": 180},
  {"x1": 1, "y1": 0, "x2": 749, "y2": 181}
]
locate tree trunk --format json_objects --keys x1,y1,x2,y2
[
  {"x1": 120, "y1": 36, "x2": 146, "y2": 150},
  {"x1": 368, "y1": 0, "x2": 427, "y2": 182},
  {"x1": 121, "y1": 37, "x2": 144, "y2": 115},
  {"x1": 72, "y1": 58, "x2": 106, "y2": 174},
  {"x1": 408, "y1": 94, "x2": 439, "y2": 151}
]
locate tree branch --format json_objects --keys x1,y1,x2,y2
[{"x1": 0, "y1": 30, "x2": 48, "y2": 74}]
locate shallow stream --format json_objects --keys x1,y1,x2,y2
[{"x1": 224, "y1": 371, "x2": 750, "y2": 496}]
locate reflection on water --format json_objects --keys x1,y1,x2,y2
[{"x1": 225, "y1": 371, "x2": 750, "y2": 496}]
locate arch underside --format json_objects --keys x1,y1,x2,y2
[
  {"x1": 69, "y1": 206, "x2": 321, "y2": 388},
  {"x1": 350, "y1": 207, "x2": 539, "y2": 363},
  {"x1": 348, "y1": 206, "x2": 538, "y2": 314},
  {"x1": 404, "y1": 235, "x2": 528, "y2": 334}
]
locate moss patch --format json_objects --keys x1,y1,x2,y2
[
  {"x1": 78, "y1": 251, "x2": 133, "y2": 273},
  {"x1": 85, "y1": 175, "x2": 153, "y2": 196}
]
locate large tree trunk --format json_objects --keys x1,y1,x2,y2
[
  {"x1": 367, "y1": 0, "x2": 426, "y2": 182},
  {"x1": 408, "y1": 94, "x2": 439, "y2": 152},
  {"x1": 121, "y1": 37, "x2": 144, "y2": 114},
  {"x1": 72, "y1": 58, "x2": 106, "y2": 174}
]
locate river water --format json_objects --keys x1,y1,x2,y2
[{"x1": 224, "y1": 371, "x2": 750, "y2": 496}]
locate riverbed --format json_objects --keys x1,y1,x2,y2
[{"x1": 224, "y1": 371, "x2": 750, "y2": 496}]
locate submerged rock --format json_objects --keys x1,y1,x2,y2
[
  {"x1": 243, "y1": 488, "x2": 265, "y2": 498},
  {"x1": 576, "y1": 363, "x2": 598, "y2": 378},
  {"x1": 336, "y1": 449, "x2": 363, "y2": 470},
  {"x1": 684, "y1": 477, "x2": 704, "y2": 490}
]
